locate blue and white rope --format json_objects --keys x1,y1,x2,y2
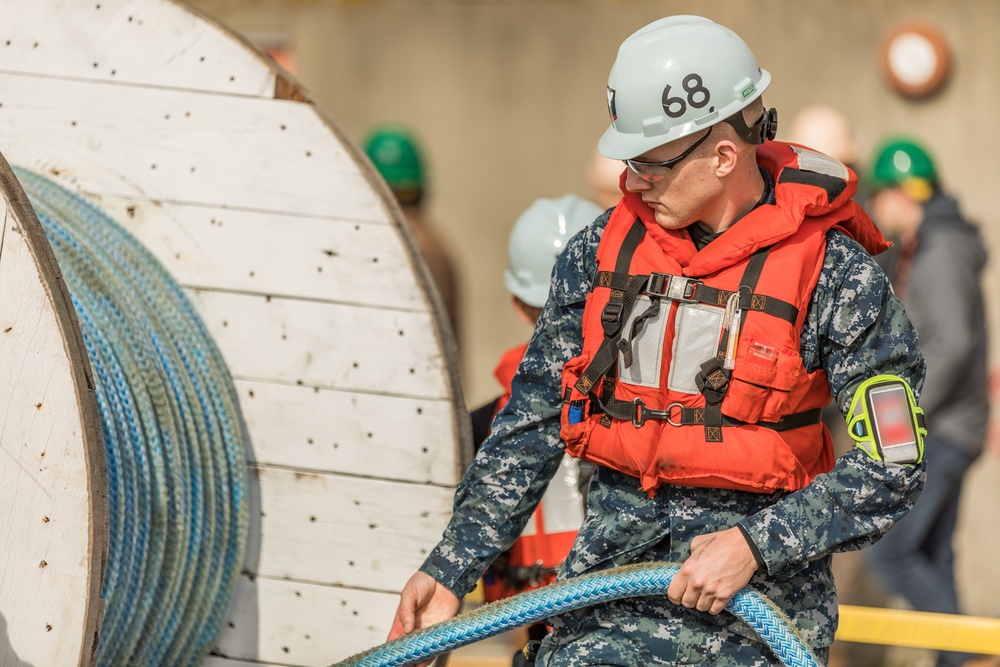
[
  {"x1": 334, "y1": 562, "x2": 821, "y2": 667},
  {"x1": 16, "y1": 168, "x2": 249, "y2": 667}
]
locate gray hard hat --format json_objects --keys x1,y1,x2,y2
[{"x1": 504, "y1": 195, "x2": 602, "y2": 308}]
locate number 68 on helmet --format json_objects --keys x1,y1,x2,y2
[{"x1": 599, "y1": 15, "x2": 776, "y2": 161}]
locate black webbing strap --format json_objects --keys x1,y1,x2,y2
[
  {"x1": 687, "y1": 284, "x2": 797, "y2": 324},
  {"x1": 593, "y1": 270, "x2": 798, "y2": 325},
  {"x1": 699, "y1": 248, "x2": 772, "y2": 442},
  {"x1": 715, "y1": 248, "x2": 771, "y2": 357},
  {"x1": 574, "y1": 219, "x2": 647, "y2": 395},
  {"x1": 676, "y1": 406, "x2": 822, "y2": 432},
  {"x1": 576, "y1": 229, "x2": 803, "y2": 445},
  {"x1": 596, "y1": 397, "x2": 822, "y2": 432},
  {"x1": 623, "y1": 295, "x2": 662, "y2": 365},
  {"x1": 597, "y1": 219, "x2": 647, "y2": 337}
]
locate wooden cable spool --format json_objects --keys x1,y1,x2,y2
[{"x1": 0, "y1": 1, "x2": 471, "y2": 665}]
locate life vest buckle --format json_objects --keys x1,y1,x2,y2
[
  {"x1": 508, "y1": 560, "x2": 561, "y2": 587},
  {"x1": 647, "y1": 272, "x2": 699, "y2": 303},
  {"x1": 601, "y1": 301, "x2": 624, "y2": 336},
  {"x1": 632, "y1": 397, "x2": 684, "y2": 428}
]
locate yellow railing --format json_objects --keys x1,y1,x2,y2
[{"x1": 838, "y1": 605, "x2": 1000, "y2": 655}]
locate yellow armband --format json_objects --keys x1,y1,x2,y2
[{"x1": 847, "y1": 375, "x2": 926, "y2": 465}]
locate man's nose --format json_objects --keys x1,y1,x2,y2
[{"x1": 624, "y1": 167, "x2": 651, "y2": 192}]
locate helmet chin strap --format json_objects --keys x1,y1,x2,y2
[{"x1": 724, "y1": 106, "x2": 778, "y2": 145}]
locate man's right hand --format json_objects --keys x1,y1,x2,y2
[{"x1": 386, "y1": 571, "x2": 461, "y2": 663}]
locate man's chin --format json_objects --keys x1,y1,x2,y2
[{"x1": 653, "y1": 209, "x2": 688, "y2": 230}]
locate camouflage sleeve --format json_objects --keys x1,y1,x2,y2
[
  {"x1": 419, "y1": 211, "x2": 609, "y2": 597},
  {"x1": 738, "y1": 230, "x2": 927, "y2": 574}
]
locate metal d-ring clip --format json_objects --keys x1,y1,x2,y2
[
  {"x1": 665, "y1": 402, "x2": 684, "y2": 427},
  {"x1": 632, "y1": 397, "x2": 645, "y2": 428},
  {"x1": 632, "y1": 398, "x2": 685, "y2": 428}
]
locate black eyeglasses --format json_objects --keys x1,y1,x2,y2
[{"x1": 623, "y1": 126, "x2": 714, "y2": 183}]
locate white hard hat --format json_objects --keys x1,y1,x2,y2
[
  {"x1": 599, "y1": 15, "x2": 772, "y2": 160},
  {"x1": 504, "y1": 195, "x2": 602, "y2": 308}
]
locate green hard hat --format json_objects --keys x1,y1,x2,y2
[
  {"x1": 871, "y1": 138, "x2": 938, "y2": 191},
  {"x1": 363, "y1": 125, "x2": 425, "y2": 191}
]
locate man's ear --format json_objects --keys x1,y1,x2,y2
[{"x1": 713, "y1": 140, "x2": 740, "y2": 177}]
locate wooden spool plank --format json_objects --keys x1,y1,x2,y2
[
  {"x1": 209, "y1": 575, "x2": 398, "y2": 666},
  {"x1": 236, "y1": 380, "x2": 458, "y2": 486},
  {"x1": 245, "y1": 465, "x2": 453, "y2": 591},
  {"x1": 84, "y1": 196, "x2": 424, "y2": 312},
  {"x1": 0, "y1": 0, "x2": 276, "y2": 96},
  {"x1": 0, "y1": 73, "x2": 387, "y2": 222},
  {"x1": 0, "y1": 158, "x2": 106, "y2": 665},
  {"x1": 190, "y1": 289, "x2": 448, "y2": 400}
]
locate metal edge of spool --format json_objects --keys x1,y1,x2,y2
[
  {"x1": 174, "y1": 0, "x2": 475, "y2": 478},
  {"x1": 0, "y1": 152, "x2": 109, "y2": 667}
]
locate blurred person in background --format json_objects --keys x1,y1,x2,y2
[
  {"x1": 364, "y1": 124, "x2": 461, "y2": 341},
  {"x1": 864, "y1": 138, "x2": 994, "y2": 667},
  {"x1": 470, "y1": 194, "x2": 601, "y2": 665},
  {"x1": 785, "y1": 105, "x2": 861, "y2": 176},
  {"x1": 585, "y1": 147, "x2": 626, "y2": 211}
]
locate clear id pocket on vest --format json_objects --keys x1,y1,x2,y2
[
  {"x1": 616, "y1": 295, "x2": 670, "y2": 388},
  {"x1": 667, "y1": 302, "x2": 725, "y2": 395}
]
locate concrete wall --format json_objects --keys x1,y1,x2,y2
[{"x1": 184, "y1": 0, "x2": 1000, "y2": 618}]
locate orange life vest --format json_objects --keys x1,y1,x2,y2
[
  {"x1": 483, "y1": 345, "x2": 584, "y2": 603},
  {"x1": 560, "y1": 141, "x2": 888, "y2": 496},
  {"x1": 492, "y1": 343, "x2": 527, "y2": 416}
]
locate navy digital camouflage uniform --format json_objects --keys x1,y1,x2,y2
[{"x1": 422, "y1": 200, "x2": 926, "y2": 665}]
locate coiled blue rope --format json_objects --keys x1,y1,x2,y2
[
  {"x1": 15, "y1": 168, "x2": 249, "y2": 667},
  {"x1": 333, "y1": 562, "x2": 821, "y2": 667}
]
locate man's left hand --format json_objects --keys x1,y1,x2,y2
[{"x1": 666, "y1": 526, "x2": 759, "y2": 615}]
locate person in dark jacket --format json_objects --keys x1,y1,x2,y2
[{"x1": 865, "y1": 138, "x2": 995, "y2": 667}]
